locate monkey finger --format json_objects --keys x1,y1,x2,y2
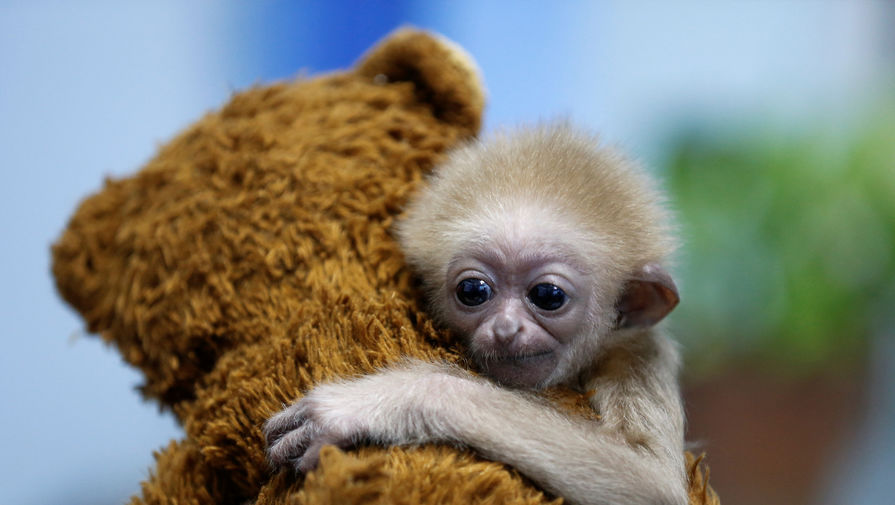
[
  {"x1": 264, "y1": 404, "x2": 312, "y2": 444},
  {"x1": 295, "y1": 436, "x2": 354, "y2": 473},
  {"x1": 294, "y1": 440, "x2": 326, "y2": 473},
  {"x1": 263, "y1": 419, "x2": 290, "y2": 446},
  {"x1": 267, "y1": 422, "x2": 320, "y2": 467}
]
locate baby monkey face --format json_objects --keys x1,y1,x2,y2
[{"x1": 443, "y1": 239, "x2": 595, "y2": 389}]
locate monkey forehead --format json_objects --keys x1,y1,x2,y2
[
  {"x1": 451, "y1": 235, "x2": 590, "y2": 274},
  {"x1": 447, "y1": 202, "x2": 601, "y2": 271}
]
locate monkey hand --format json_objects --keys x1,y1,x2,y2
[
  {"x1": 264, "y1": 381, "x2": 377, "y2": 473},
  {"x1": 264, "y1": 364, "x2": 458, "y2": 472}
]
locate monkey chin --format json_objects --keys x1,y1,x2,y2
[{"x1": 479, "y1": 351, "x2": 558, "y2": 389}]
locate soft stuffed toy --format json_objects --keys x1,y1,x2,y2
[{"x1": 53, "y1": 29, "x2": 718, "y2": 505}]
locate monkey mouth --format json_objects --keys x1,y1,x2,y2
[
  {"x1": 478, "y1": 349, "x2": 558, "y2": 388},
  {"x1": 491, "y1": 350, "x2": 554, "y2": 362}
]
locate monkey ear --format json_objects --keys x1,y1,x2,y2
[{"x1": 615, "y1": 263, "x2": 679, "y2": 329}]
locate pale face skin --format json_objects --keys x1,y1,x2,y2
[{"x1": 443, "y1": 241, "x2": 595, "y2": 388}]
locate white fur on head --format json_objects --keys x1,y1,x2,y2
[{"x1": 397, "y1": 123, "x2": 677, "y2": 325}]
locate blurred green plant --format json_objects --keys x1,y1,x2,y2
[{"x1": 663, "y1": 105, "x2": 895, "y2": 376}]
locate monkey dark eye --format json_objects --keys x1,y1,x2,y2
[
  {"x1": 456, "y1": 278, "x2": 493, "y2": 306},
  {"x1": 528, "y1": 283, "x2": 566, "y2": 311}
]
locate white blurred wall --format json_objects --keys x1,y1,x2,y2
[
  {"x1": 0, "y1": 3, "x2": 236, "y2": 504},
  {"x1": 417, "y1": 1, "x2": 891, "y2": 162}
]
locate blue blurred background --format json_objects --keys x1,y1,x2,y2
[{"x1": 2, "y1": 2, "x2": 893, "y2": 504}]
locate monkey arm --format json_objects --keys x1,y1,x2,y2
[
  {"x1": 265, "y1": 351, "x2": 686, "y2": 505},
  {"x1": 581, "y1": 331, "x2": 687, "y2": 503},
  {"x1": 587, "y1": 333, "x2": 685, "y2": 455}
]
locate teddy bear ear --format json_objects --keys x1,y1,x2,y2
[{"x1": 355, "y1": 27, "x2": 485, "y2": 136}]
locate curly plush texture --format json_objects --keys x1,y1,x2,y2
[{"x1": 52, "y1": 29, "x2": 717, "y2": 505}]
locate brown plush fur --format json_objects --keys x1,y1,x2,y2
[{"x1": 52, "y1": 29, "x2": 717, "y2": 505}]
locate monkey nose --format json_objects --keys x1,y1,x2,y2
[{"x1": 492, "y1": 315, "x2": 521, "y2": 343}]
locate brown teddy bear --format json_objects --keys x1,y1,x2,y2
[{"x1": 52, "y1": 28, "x2": 718, "y2": 505}]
